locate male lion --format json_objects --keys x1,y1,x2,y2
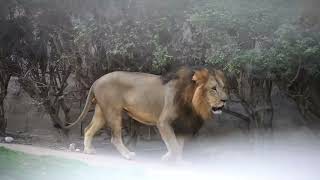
[{"x1": 65, "y1": 66, "x2": 228, "y2": 161}]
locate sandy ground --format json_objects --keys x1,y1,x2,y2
[
  {"x1": 0, "y1": 142, "x2": 216, "y2": 180},
  {"x1": 1, "y1": 127, "x2": 320, "y2": 180}
]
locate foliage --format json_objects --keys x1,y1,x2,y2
[
  {"x1": 187, "y1": 0, "x2": 320, "y2": 82},
  {"x1": 151, "y1": 35, "x2": 173, "y2": 74},
  {"x1": 0, "y1": 0, "x2": 320, "y2": 131}
]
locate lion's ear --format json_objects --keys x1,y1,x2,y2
[
  {"x1": 214, "y1": 69, "x2": 224, "y2": 78},
  {"x1": 192, "y1": 68, "x2": 209, "y2": 85},
  {"x1": 214, "y1": 69, "x2": 226, "y2": 86}
]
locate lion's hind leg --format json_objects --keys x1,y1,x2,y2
[
  {"x1": 107, "y1": 110, "x2": 136, "y2": 160},
  {"x1": 83, "y1": 104, "x2": 106, "y2": 154}
]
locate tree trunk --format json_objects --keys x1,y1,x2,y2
[
  {"x1": 289, "y1": 72, "x2": 320, "y2": 131},
  {"x1": 0, "y1": 99, "x2": 6, "y2": 136},
  {"x1": 236, "y1": 70, "x2": 274, "y2": 152},
  {"x1": 43, "y1": 99, "x2": 69, "y2": 137},
  {"x1": 0, "y1": 71, "x2": 10, "y2": 136},
  {"x1": 237, "y1": 70, "x2": 274, "y2": 131},
  {"x1": 18, "y1": 78, "x2": 71, "y2": 136}
]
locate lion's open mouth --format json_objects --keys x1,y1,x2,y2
[{"x1": 212, "y1": 105, "x2": 224, "y2": 114}]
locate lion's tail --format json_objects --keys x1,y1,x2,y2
[{"x1": 63, "y1": 85, "x2": 95, "y2": 129}]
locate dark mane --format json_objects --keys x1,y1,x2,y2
[
  {"x1": 172, "y1": 106, "x2": 204, "y2": 136},
  {"x1": 162, "y1": 66, "x2": 208, "y2": 136},
  {"x1": 160, "y1": 72, "x2": 179, "y2": 84},
  {"x1": 161, "y1": 66, "x2": 206, "y2": 84}
]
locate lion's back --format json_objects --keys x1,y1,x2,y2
[
  {"x1": 93, "y1": 71, "x2": 165, "y2": 105},
  {"x1": 95, "y1": 71, "x2": 162, "y2": 88}
]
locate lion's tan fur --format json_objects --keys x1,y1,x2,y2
[
  {"x1": 192, "y1": 84, "x2": 211, "y2": 120},
  {"x1": 67, "y1": 66, "x2": 228, "y2": 161}
]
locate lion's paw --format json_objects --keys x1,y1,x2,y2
[
  {"x1": 83, "y1": 148, "x2": 96, "y2": 154},
  {"x1": 123, "y1": 151, "x2": 136, "y2": 160},
  {"x1": 161, "y1": 152, "x2": 172, "y2": 161}
]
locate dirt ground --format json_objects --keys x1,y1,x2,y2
[{"x1": 1, "y1": 126, "x2": 320, "y2": 180}]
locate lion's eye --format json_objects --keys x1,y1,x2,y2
[{"x1": 212, "y1": 87, "x2": 217, "y2": 91}]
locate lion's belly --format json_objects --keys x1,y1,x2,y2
[{"x1": 124, "y1": 108, "x2": 158, "y2": 125}]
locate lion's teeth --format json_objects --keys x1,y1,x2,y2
[{"x1": 213, "y1": 110, "x2": 222, "y2": 114}]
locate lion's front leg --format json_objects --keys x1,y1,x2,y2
[
  {"x1": 176, "y1": 135, "x2": 194, "y2": 165},
  {"x1": 177, "y1": 135, "x2": 186, "y2": 155},
  {"x1": 177, "y1": 135, "x2": 185, "y2": 149},
  {"x1": 157, "y1": 121, "x2": 181, "y2": 161}
]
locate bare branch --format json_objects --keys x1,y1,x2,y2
[
  {"x1": 222, "y1": 108, "x2": 250, "y2": 123},
  {"x1": 288, "y1": 58, "x2": 302, "y2": 88}
]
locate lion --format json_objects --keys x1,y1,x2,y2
[{"x1": 65, "y1": 66, "x2": 228, "y2": 161}]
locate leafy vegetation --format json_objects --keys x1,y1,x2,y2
[{"x1": 0, "y1": 0, "x2": 319, "y2": 133}]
